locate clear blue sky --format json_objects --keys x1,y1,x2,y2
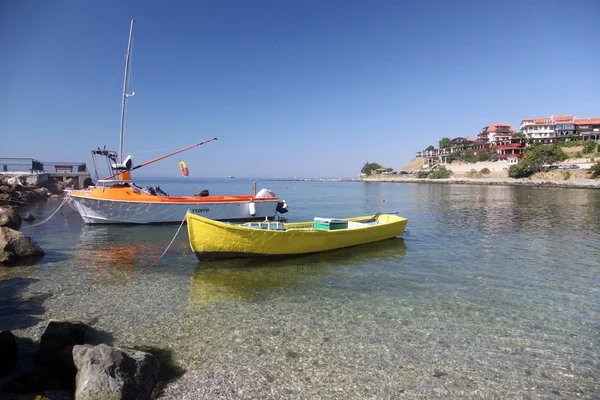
[{"x1": 2, "y1": 0, "x2": 599, "y2": 178}]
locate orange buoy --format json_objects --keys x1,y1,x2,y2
[
  {"x1": 381, "y1": 199, "x2": 385, "y2": 203},
  {"x1": 179, "y1": 160, "x2": 189, "y2": 177}
]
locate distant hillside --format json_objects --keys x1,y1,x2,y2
[{"x1": 397, "y1": 158, "x2": 424, "y2": 172}]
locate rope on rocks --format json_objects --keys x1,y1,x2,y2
[
  {"x1": 28, "y1": 193, "x2": 72, "y2": 228},
  {"x1": 140, "y1": 213, "x2": 188, "y2": 273}
]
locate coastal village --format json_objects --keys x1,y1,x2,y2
[{"x1": 369, "y1": 114, "x2": 600, "y2": 180}]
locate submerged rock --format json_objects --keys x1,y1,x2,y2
[{"x1": 22, "y1": 213, "x2": 36, "y2": 222}]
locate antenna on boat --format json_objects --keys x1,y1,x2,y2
[{"x1": 119, "y1": 19, "x2": 135, "y2": 163}]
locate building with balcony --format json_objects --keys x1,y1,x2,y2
[
  {"x1": 477, "y1": 123, "x2": 515, "y2": 144},
  {"x1": 416, "y1": 115, "x2": 599, "y2": 169},
  {"x1": 494, "y1": 141, "x2": 524, "y2": 164},
  {"x1": 520, "y1": 115, "x2": 577, "y2": 143},
  {"x1": 575, "y1": 118, "x2": 600, "y2": 141}
]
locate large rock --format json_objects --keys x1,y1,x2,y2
[
  {"x1": 0, "y1": 227, "x2": 44, "y2": 264},
  {"x1": 36, "y1": 320, "x2": 87, "y2": 367},
  {"x1": 0, "y1": 208, "x2": 22, "y2": 229},
  {"x1": 0, "y1": 330, "x2": 18, "y2": 376},
  {"x1": 73, "y1": 344, "x2": 160, "y2": 400},
  {"x1": 29, "y1": 320, "x2": 89, "y2": 392},
  {"x1": 0, "y1": 227, "x2": 45, "y2": 264}
]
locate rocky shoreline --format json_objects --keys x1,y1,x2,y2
[
  {"x1": 362, "y1": 175, "x2": 600, "y2": 189},
  {"x1": 0, "y1": 320, "x2": 163, "y2": 400},
  {"x1": 0, "y1": 175, "x2": 78, "y2": 207}
]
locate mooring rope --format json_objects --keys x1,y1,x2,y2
[
  {"x1": 28, "y1": 193, "x2": 72, "y2": 228},
  {"x1": 140, "y1": 213, "x2": 188, "y2": 273}
]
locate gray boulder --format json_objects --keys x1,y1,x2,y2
[
  {"x1": 0, "y1": 208, "x2": 22, "y2": 229},
  {"x1": 0, "y1": 227, "x2": 44, "y2": 264},
  {"x1": 73, "y1": 344, "x2": 160, "y2": 400}
]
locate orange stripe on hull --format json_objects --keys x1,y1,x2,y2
[{"x1": 69, "y1": 186, "x2": 277, "y2": 203}]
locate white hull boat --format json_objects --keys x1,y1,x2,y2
[
  {"x1": 67, "y1": 20, "x2": 288, "y2": 224},
  {"x1": 68, "y1": 186, "x2": 283, "y2": 224}
]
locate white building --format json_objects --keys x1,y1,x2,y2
[{"x1": 520, "y1": 115, "x2": 575, "y2": 143}]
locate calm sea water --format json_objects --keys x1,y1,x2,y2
[{"x1": 1, "y1": 178, "x2": 599, "y2": 399}]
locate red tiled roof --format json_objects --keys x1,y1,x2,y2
[
  {"x1": 526, "y1": 115, "x2": 575, "y2": 124},
  {"x1": 555, "y1": 115, "x2": 574, "y2": 121},
  {"x1": 483, "y1": 123, "x2": 515, "y2": 133},
  {"x1": 575, "y1": 118, "x2": 600, "y2": 124}
]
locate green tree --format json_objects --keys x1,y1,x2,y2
[
  {"x1": 508, "y1": 144, "x2": 568, "y2": 178},
  {"x1": 476, "y1": 151, "x2": 491, "y2": 162},
  {"x1": 583, "y1": 141, "x2": 596, "y2": 154},
  {"x1": 439, "y1": 137, "x2": 452, "y2": 149},
  {"x1": 589, "y1": 161, "x2": 600, "y2": 179},
  {"x1": 361, "y1": 162, "x2": 383, "y2": 175},
  {"x1": 426, "y1": 145, "x2": 435, "y2": 151},
  {"x1": 462, "y1": 150, "x2": 476, "y2": 163},
  {"x1": 429, "y1": 166, "x2": 453, "y2": 179},
  {"x1": 508, "y1": 164, "x2": 528, "y2": 178}
]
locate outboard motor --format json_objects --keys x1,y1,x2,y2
[
  {"x1": 142, "y1": 186, "x2": 156, "y2": 195},
  {"x1": 197, "y1": 189, "x2": 209, "y2": 197},
  {"x1": 154, "y1": 186, "x2": 168, "y2": 196},
  {"x1": 276, "y1": 200, "x2": 288, "y2": 214}
]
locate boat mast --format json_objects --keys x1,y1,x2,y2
[{"x1": 119, "y1": 19, "x2": 135, "y2": 163}]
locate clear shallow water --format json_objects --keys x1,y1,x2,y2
[{"x1": 1, "y1": 179, "x2": 599, "y2": 399}]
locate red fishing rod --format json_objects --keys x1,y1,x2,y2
[{"x1": 104, "y1": 137, "x2": 217, "y2": 180}]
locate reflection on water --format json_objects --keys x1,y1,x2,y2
[
  {"x1": 190, "y1": 238, "x2": 407, "y2": 306},
  {"x1": 73, "y1": 224, "x2": 190, "y2": 274}
]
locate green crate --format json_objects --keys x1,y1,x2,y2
[{"x1": 314, "y1": 218, "x2": 348, "y2": 230}]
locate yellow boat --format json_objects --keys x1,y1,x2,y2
[{"x1": 187, "y1": 212, "x2": 408, "y2": 260}]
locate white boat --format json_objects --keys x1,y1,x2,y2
[{"x1": 68, "y1": 20, "x2": 287, "y2": 224}]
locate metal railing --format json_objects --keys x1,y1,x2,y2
[
  {"x1": 0, "y1": 158, "x2": 44, "y2": 172},
  {"x1": 0, "y1": 158, "x2": 87, "y2": 173}
]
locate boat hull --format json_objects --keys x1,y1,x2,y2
[
  {"x1": 68, "y1": 186, "x2": 280, "y2": 224},
  {"x1": 187, "y1": 213, "x2": 408, "y2": 260}
]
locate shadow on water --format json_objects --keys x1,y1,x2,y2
[
  {"x1": 190, "y1": 238, "x2": 407, "y2": 306},
  {"x1": 0, "y1": 278, "x2": 49, "y2": 331}
]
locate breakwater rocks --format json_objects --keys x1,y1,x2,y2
[
  {"x1": 1, "y1": 320, "x2": 162, "y2": 400},
  {"x1": 362, "y1": 176, "x2": 600, "y2": 189},
  {"x1": 0, "y1": 175, "x2": 76, "y2": 206}
]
